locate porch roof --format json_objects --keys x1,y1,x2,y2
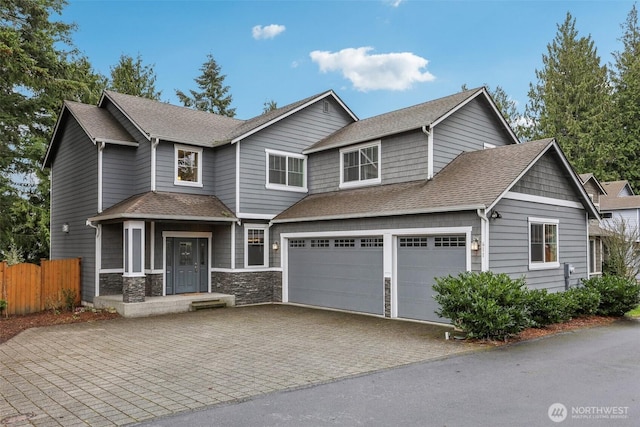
[{"x1": 88, "y1": 191, "x2": 237, "y2": 223}]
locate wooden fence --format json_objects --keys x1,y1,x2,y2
[{"x1": 0, "y1": 258, "x2": 81, "y2": 316}]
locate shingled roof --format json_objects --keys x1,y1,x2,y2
[
  {"x1": 601, "y1": 180, "x2": 635, "y2": 197},
  {"x1": 303, "y1": 87, "x2": 517, "y2": 154},
  {"x1": 88, "y1": 191, "x2": 236, "y2": 223},
  {"x1": 101, "y1": 91, "x2": 244, "y2": 146},
  {"x1": 274, "y1": 139, "x2": 578, "y2": 223},
  {"x1": 600, "y1": 195, "x2": 640, "y2": 210}
]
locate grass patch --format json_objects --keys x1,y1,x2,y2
[{"x1": 626, "y1": 305, "x2": 640, "y2": 318}]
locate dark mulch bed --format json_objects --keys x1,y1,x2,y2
[{"x1": 0, "y1": 309, "x2": 121, "y2": 344}]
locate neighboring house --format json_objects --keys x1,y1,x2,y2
[
  {"x1": 44, "y1": 87, "x2": 599, "y2": 323},
  {"x1": 579, "y1": 173, "x2": 608, "y2": 277},
  {"x1": 600, "y1": 180, "x2": 640, "y2": 244}
]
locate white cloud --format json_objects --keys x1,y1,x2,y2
[
  {"x1": 309, "y1": 47, "x2": 435, "y2": 92},
  {"x1": 252, "y1": 24, "x2": 286, "y2": 40},
  {"x1": 387, "y1": 0, "x2": 404, "y2": 7}
]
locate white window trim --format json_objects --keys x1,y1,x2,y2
[
  {"x1": 244, "y1": 223, "x2": 269, "y2": 268},
  {"x1": 339, "y1": 141, "x2": 382, "y2": 189},
  {"x1": 265, "y1": 148, "x2": 308, "y2": 193},
  {"x1": 483, "y1": 142, "x2": 496, "y2": 149},
  {"x1": 174, "y1": 144, "x2": 203, "y2": 187},
  {"x1": 528, "y1": 217, "x2": 560, "y2": 270}
]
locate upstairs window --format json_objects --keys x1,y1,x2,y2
[
  {"x1": 529, "y1": 218, "x2": 559, "y2": 269},
  {"x1": 265, "y1": 149, "x2": 307, "y2": 192},
  {"x1": 340, "y1": 142, "x2": 381, "y2": 188},
  {"x1": 175, "y1": 144, "x2": 202, "y2": 187}
]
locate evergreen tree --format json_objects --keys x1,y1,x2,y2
[
  {"x1": 108, "y1": 54, "x2": 161, "y2": 100},
  {"x1": 1, "y1": 0, "x2": 105, "y2": 262},
  {"x1": 262, "y1": 99, "x2": 278, "y2": 114},
  {"x1": 610, "y1": 4, "x2": 640, "y2": 191},
  {"x1": 176, "y1": 54, "x2": 236, "y2": 117},
  {"x1": 523, "y1": 12, "x2": 612, "y2": 178}
]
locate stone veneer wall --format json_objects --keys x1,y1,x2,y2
[
  {"x1": 384, "y1": 277, "x2": 391, "y2": 318},
  {"x1": 145, "y1": 274, "x2": 163, "y2": 297},
  {"x1": 212, "y1": 271, "x2": 282, "y2": 305},
  {"x1": 123, "y1": 276, "x2": 145, "y2": 303},
  {"x1": 99, "y1": 273, "x2": 123, "y2": 295}
]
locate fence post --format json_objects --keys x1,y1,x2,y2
[{"x1": 1, "y1": 261, "x2": 6, "y2": 318}]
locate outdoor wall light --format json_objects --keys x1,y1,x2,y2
[
  {"x1": 272, "y1": 241, "x2": 279, "y2": 251},
  {"x1": 471, "y1": 238, "x2": 480, "y2": 251},
  {"x1": 490, "y1": 210, "x2": 502, "y2": 219},
  {"x1": 62, "y1": 223, "x2": 70, "y2": 233}
]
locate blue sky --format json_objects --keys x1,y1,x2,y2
[{"x1": 59, "y1": 0, "x2": 636, "y2": 120}]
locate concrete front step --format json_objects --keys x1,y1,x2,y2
[{"x1": 93, "y1": 293, "x2": 235, "y2": 317}]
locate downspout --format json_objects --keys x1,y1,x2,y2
[
  {"x1": 151, "y1": 137, "x2": 159, "y2": 192},
  {"x1": 476, "y1": 208, "x2": 489, "y2": 272},
  {"x1": 86, "y1": 219, "x2": 101, "y2": 298},
  {"x1": 97, "y1": 141, "x2": 105, "y2": 213},
  {"x1": 422, "y1": 125, "x2": 434, "y2": 180}
]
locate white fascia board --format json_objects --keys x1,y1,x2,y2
[
  {"x1": 97, "y1": 138, "x2": 139, "y2": 147},
  {"x1": 503, "y1": 192, "x2": 584, "y2": 209},
  {"x1": 237, "y1": 213, "x2": 276, "y2": 220}
]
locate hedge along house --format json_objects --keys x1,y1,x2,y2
[{"x1": 44, "y1": 87, "x2": 599, "y2": 322}]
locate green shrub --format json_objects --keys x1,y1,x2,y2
[
  {"x1": 582, "y1": 276, "x2": 640, "y2": 316},
  {"x1": 0, "y1": 299, "x2": 7, "y2": 314},
  {"x1": 525, "y1": 289, "x2": 571, "y2": 327},
  {"x1": 433, "y1": 271, "x2": 530, "y2": 340},
  {"x1": 563, "y1": 286, "x2": 601, "y2": 317}
]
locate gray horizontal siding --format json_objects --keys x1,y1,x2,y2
[
  {"x1": 155, "y1": 141, "x2": 215, "y2": 195},
  {"x1": 308, "y1": 129, "x2": 429, "y2": 194},
  {"x1": 103, "y1": 100, "x2": 151, "y2": 195},
  {"x1": 511, "y1": 151, "x2": 580, "y2": 202},
  {"x1": 50, "y1": 117, "x2": 98, "y2": 301},
  {"x1": 239, "y1": 98, "x2": 353, "y2": 214},
  {"x1": 489, "y1": 198, "x2": 588, "y2": 291},
  {"x1": 102, "y1": 145, "x2": 136, "y2": 210},
  {"x1": 214, "y1": 144, "x2": 236, "y2": 212},
  {"x1": 433, "y1": 97, "x2": 514, "y2": 174}
]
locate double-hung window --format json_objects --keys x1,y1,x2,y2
[
  {"x1": 265, "y1": 149, "x2": 307, "y2": 192},
  {"x1": 529, "y1": 217, "x2": 559, "y2": 269},
  {"x1": 340, "y1": 142, "x2": 381, "y2": 188},
  {"x1": 174, "y1": 144, "x2": 203, "y2": 187},
  {"x1": 245, "y1": 224, "x2": 269, "y2": 268}
]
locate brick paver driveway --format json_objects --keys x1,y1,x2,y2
[{"x1": 0, "y1": 305, "x2": 480, "y2": 426}]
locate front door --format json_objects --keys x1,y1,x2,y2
[{"x1": 166, "y1": 237, "x2": 209, "y2": 295}]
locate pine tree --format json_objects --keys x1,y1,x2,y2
[
  {"x1": 523, "y1": 12, "x2": 612, "y2": 178},
  {"x1": 176, "y1": 54, "x2": 236, "y2": 117},
  {"x1": 610, "y1": 4, "x2": 640, "y2": 191},
  {"x1": 1, "y1": 0, "x2": 105, "y2": 262},
  {"x1": 109, "y1": 54, "x2": 162, "y2": 100}
]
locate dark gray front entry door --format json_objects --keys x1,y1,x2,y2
[
  {"x1": 397, "y1": 235, "x2": 466, "y2": 323},
  {"x1": 166, "y1": 237, "x2": 209, "y2": 295}
]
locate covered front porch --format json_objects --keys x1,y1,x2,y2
[{"x1": 94, "y1": 292, "x2": 236, "y2": 318}]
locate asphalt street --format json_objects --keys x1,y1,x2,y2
[{"x1": 135, "y1": 319, "x2": 640, "y2": 427}]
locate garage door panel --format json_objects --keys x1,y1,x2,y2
[
  {"x1": 288, "y1": 237, "x2": 383, "y2": 315},
  {"x1": 397, "y1": 237, "x2": 466, "y2": 322}
]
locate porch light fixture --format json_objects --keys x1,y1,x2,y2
[
  {"x1": 272, "y1": 241, "x2": 279, "y2": 251},
  {"x1": 471, "y1": 238, "x2": 480, "y2": 251},
  {"x1": 62, "y1": 223, "x2": 69, "y2": 233},
  {"x1": 490, "y1": 210, "x2": 502, "y2": 219}
]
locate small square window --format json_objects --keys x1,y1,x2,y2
[
  {"x1": 266, "y1": 150, "x2": 307, "y2": 192},
  {"x1": 174, "y1": 145, "x2": 203, "y2": 187},
  {"x1": 529, "y1": 218, "x2": 559, "y2": 269},
  {"x1": 340, "y1": 142, "x2": 381, "y2": 188}
]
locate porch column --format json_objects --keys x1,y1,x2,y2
[{"x1": 123, "y1": 220, "x2": 146, "y2": 303}]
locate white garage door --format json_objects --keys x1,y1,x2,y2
[
  {"x1": 397, "y1": 235, "x2": 467, "y2": 322},
  {"x1": 287, "y1": 237, "x2": 384, "y2": 315}
]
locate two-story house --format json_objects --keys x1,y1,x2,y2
[{"x1": 44, "y1": 87, "x2": 599, "y2": 322}]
